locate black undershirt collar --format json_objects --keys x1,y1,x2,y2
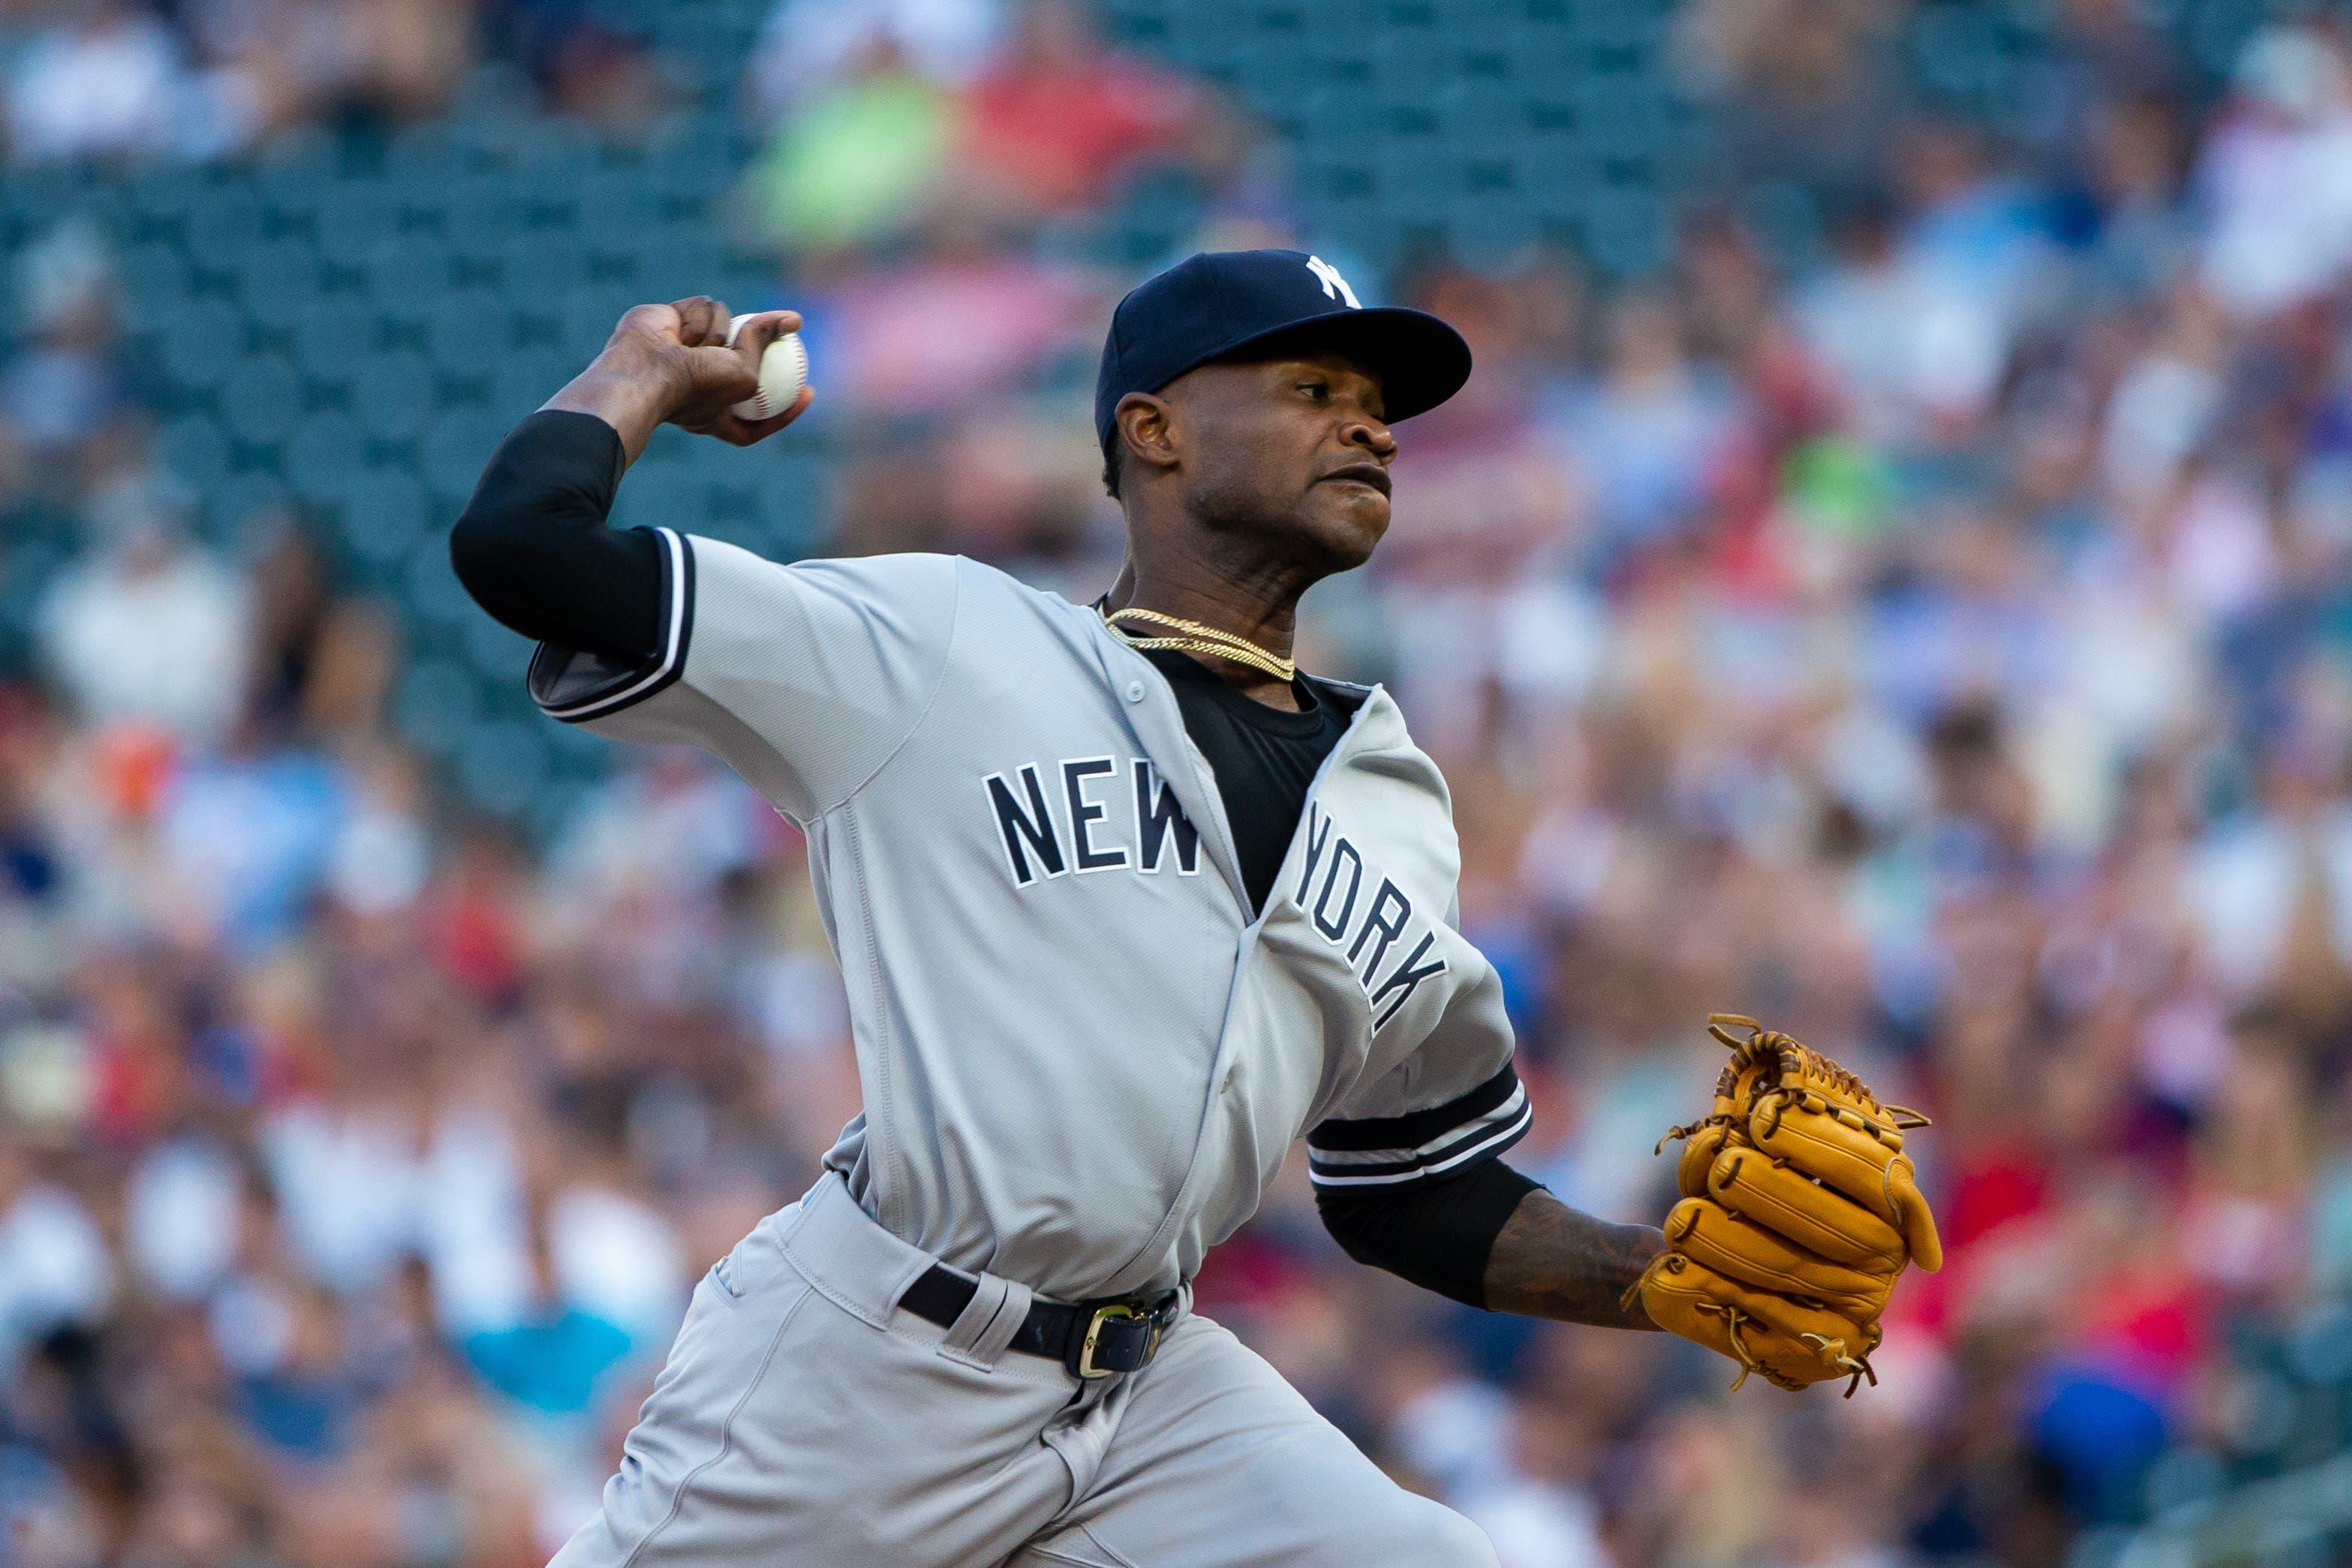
[{"x1": 1127, "y1": 639, "x2": 1354, "y2": 916}]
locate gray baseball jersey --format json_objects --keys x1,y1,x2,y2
[{"x1": 528, "y1": 529, "x2": 1528, "y2": 1302}]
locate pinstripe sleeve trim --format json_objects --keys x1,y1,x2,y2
[
  {"x1": 527, "y1": 527, "x2": 693, "y2": 722},
  {"x1": 1306, "y1": 1063, "x2": 1531, "y2": 1190}
]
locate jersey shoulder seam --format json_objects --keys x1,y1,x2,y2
[{"x1": 806, "y1": 551, "x2": 967, "y2": 822}]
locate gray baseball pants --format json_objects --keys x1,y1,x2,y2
[{"x1": 548, "y1": 1170, "x2": 1498, "y2": 1567}]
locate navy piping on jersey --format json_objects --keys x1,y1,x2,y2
[
  {"x1": 529, "y1": 526, "x2": 696, "y2": 722},
  {"x1": 1304, "y1": 1060, "x2": 1531, "y2": 1189}
]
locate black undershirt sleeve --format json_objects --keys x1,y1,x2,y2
[
  {"x1": 448, "y1": 409, "x2": 662, "y2": 663},
  {"x1": 1314, "y1": 1157, "x2": 1542, "y2": 1310}
]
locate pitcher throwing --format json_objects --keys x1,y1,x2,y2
[{"x1": 448, "y1": 249, "x2": 1939, "y2": 1566}]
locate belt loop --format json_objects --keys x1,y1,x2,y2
[
  {"x1": 975, "y1": 1277, "x2": 1034, "y2": 1365},
  {"x1": 938, "y1": 1273, "x2": 1033, "y2": 1369}
]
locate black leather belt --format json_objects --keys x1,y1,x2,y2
[{"x1": 900, "y1": 1266, "x2": 1179, "y2": 1380}]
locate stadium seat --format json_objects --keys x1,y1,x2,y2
[
  {"x1": 238, "y1": 238, "x2": 330, "y2": 332},
  {"x1": 184, "y1": 188, "x2": 268, "y2": 258},
  {"x1": 117, "y1": 239, "x2": 193, "y2": 306},
  {"x1": 221, "y1": 355, "x2": 306, "y2": 446},
  {"x1": 353, "y1": 352, "x2": 436, "y2": 440},
  {"x1": 157, "y1": 415, "x2": 234, "y2": 495},
  {"x1": 290, "y1": 297, "x2": 384, "y2": 381},
  {"x1": 158, "y1": 300, "x2": 248, "y2": 390},
  {"x1": 203, "y1": 469, "x2": 293, "y2": 538},
  {"x1": 283, "y1": 413, "x2": 366, "y2": 506},
  {"x1": 315, "y1": 183, "x2": 402, "y2": 270},
  {"x1": 422, "y1": 409, "x2": 514, "y2": 496},
  {"x1": 394, "y1": 656, "x2": 480, "y2": 755}
]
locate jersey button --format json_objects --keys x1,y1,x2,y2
[{"x1": 1124, "y1": 680, "x2": 1146, "y2": 702}]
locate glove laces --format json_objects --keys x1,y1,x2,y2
[
  {"x1": 1709, "y1": 1306, "x2": 1878, "y2": 1399},
  {"x1": 1706, "y1": 1014, "x2": 1931, "y2": 1131}
]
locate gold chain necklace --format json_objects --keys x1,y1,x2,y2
[{"x1": 1102, "y1": 605, "x2": 1298, "y2": 683}]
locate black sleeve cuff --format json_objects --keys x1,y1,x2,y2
[
  {"x1": 527, "y1": 526, "x2": 694, "y2": 723},
  {"x1": 1316, "y1": 1158, "x2": 1541, "y2": 1309}
]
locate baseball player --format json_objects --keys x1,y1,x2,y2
[{"x1": 448, "y1": 250, "x2": 1938, "y2": 1566}]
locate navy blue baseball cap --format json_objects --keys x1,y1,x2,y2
[{"x1": 1094, "y1": 249, "x2": 1473, "y2": 457}]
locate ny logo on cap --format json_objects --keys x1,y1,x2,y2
[{"x1": 1306, "y1": 255, "x2": 1361, "y2": 309}]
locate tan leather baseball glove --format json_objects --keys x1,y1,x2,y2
[{"x1": 1628, "y1": 1014, "x2": 1942, "y2": 1394}]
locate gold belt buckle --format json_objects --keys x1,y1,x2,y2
[{"x1": 1076, "y1": 1303, "x2": 1139, "y2": 1380}]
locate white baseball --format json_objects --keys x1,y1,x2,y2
[{"x1": 723, "y1": 313, "x2": 809, "y2": 420}]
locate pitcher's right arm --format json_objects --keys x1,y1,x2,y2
[
  {"x1": 448, "y1": 299, "x2": 810, "y2": 662},
  {"x1": 448, "y1": 299, "x2": 958, "y2": 826}
]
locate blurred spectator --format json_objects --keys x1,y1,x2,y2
[
  {"x1": 35, "y1": 487, "x2": 248, "y2": 748},
  {"x1": 2198, "y1": 24, "x2": 2352, "y2": 320},
  {"x1": 1540, "y1": 290, "x2": 1740, "y2": 554},
  {"x1": 1671, "y1": 0, "x2": 1906, "y2": 189},
  {"x1": 1794, "y1": 193, "x2": 1959, "y2": 447},
  {"x1": 488, "y1": 0, "x2": 660, "y2": 129},
  {"x1": 742, "y1": 35, "x2": 957, "y2": 255},
  {"x1": 2, "y1": 223, "x2": 129, "y2": 461},
  {"x1": 221, "y1": 0, "x2": 475, "y2": 129},
  {"x1": 952, "y1": 0, "x2": 1220, "y2": 217},
  {"x1": 0, "y1": 1142, "x2": 113, "y2": 1361},
  {"x1": 461, "y1": 1221, "x2": 632, "y2": 1425},
  {"x1": 747, "y1": 0, "x2": 1002, "y2": 122},
  {"x1": 5, "y1": 0, "x2": 197, "y2": 165},
  {"x1": 806, "y1": 241, "x2": 1095, "y2": 414}
]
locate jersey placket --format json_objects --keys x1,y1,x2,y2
[
  {"x1": 1086, "y1": 635, "x2": 1248, "y2": 914},
  {"x1": 1085, "y1": 621, "x2": 1392, "y2": 1297}
]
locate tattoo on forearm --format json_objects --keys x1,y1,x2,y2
[{"x1": 1483, "y1": 1189, "x2": 1667, "y2": 1330}]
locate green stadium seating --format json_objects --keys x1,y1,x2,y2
[
  {"x1": 221, "y1": 355, "x2": 305, "y2": 445},
  {"x1": 158, "y1": 299, "x2": 247, "y2": 389}
]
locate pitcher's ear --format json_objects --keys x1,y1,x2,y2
[{"x1": 1115, "y1": 393, "x2": 1179, "y2": 478}]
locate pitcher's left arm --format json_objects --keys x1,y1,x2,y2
[
  {"x1": 1316, "y1": 1166, "x2": 1662, "y2": 1330},
  {"x1": 1309, "y1": 900, "x2": 1664, "y2": 1328}
]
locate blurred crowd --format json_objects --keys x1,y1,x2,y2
[
  {"x1": 12, "y1": 0, "x2": 2352, "y2": 1564},
  {"x1": 0, "y1": 0, "x2": 658, "y2": 159}
]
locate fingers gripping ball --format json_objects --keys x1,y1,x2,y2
[
  {"x1": 724, "y1": 314, "x2": 809, "y2": 420},
  {"x1": 1630, "y1": 1014, "x2": 1941, "y2": 1396}
]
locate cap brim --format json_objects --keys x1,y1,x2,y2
[{"x1": 1211, "y1": 306, "x2": 1473, "y2": 424}]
